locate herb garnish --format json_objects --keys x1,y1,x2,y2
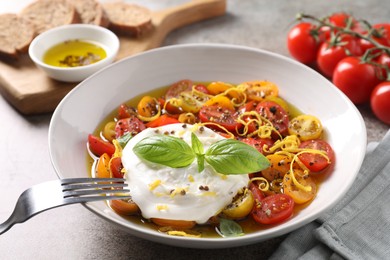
[{"x1": 132, "y1": 132, "x2": 270, "y2": 175}]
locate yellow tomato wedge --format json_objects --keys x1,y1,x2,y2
[
  {"x1": 288, "y1": 114, "x2": 323, "y2": 141},
  {"x1": 283, "y1": 170, "x2": 317, "y2": 204},
  {"x1": 102, "y1": 121, "x2": 116, "y2": 142},
  {"x1": 137, "y1": 95, "x2": 161, "y2": 120},
  {"x1": 204, "y1": 95, "x2": 235, "y2": 110},
  {"x1": 151, "y1": 218, "x2": 196, "y2": 230},
  {"x1": 110, "y1": 199, "x2": 139, "y2": 215},
  {"x1": 241, "y1": 80, "x2": 279, "y2": 102},
  {"x1": 261, "y1": 153, "x2": 293, "y2": 181},
  {"x1": 96, "y1": 153, "x2": 111, "y2": 178},
  {"x1": 206, "y1": 81, "x2": 234, "y2": 95},
  {"x1": 222, "y1": 189, "x2": 254, "y2": 219}
]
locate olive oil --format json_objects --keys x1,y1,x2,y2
[{"x1": 43, "y1": 39, "x2": 107, "y2": 67}]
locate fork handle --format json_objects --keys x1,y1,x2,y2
[{"x1": 0, "y1": 215, "x2": 17, "y2": 235}]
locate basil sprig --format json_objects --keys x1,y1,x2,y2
[{"x1": 132, "y1": 133, "x2": 270, "y2": 175}]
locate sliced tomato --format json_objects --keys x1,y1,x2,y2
[
  {"x1": 249, "y1": 182, "x2": 266, "y2": 202},
  {"x1": 237, "y1": 100, "x2": 258, "y2": 134},
  {"x1": 222, "y1": 189, "x2": 254, "y2": 219},
  {"x1": 261, "y1": 153, "x2": 293, "y2": 181},
  {"x1": 110, "y1": 199, "x2": 139, "y2": 215},
  {"x1": 199, "y1": 105, "x2": 240, "y2": 132},
  {"x1": 96, "y1": 153, "x2": 111, "y2": 178},
  {"x1": 298, "y1": 139, "x2": 335, "y2": 173},
  {"x1": 151, "y1": 218, "x2": 196, "y2": 229},
  {"x1": 239, "y1": 137, "x2": 274, "y2": 154},
  {"x1": 137, "y1": 96, "x2": 160, "y2": 118},
  {"x1": 165, "y1": 79, "x2": 193, "y2": 100},
  {"x1": 251, "y1": 193, "x2": 294, "y2": 225},
  {"x1": 256, "y1": 101, "x2": 289, "y2": 136},
  {"x1": 158, "y1": 98, "x2": 182, "y2": 115},
  {"x1": 115, "y1": 116, "x2": 146, "y2": 138},
  {"x1": 283, "y1": 170, "x2": 317, "y2": 204},
  {"x1": 146, "y1": 114, "x2": 180, "y2": 128},
  {"x1": 194, "y1": 84, "x2": 210, "y2": 94},
  {"x1": 110, "y1": 157, "x2": 124, "y2": 178},
  {"x1": 288, "y1": 114, "x2": 323, "y2": 141},
  {"x1": 88, "y1": 134, "x2": 115, "y2": 157},
  {"x1": 244, "y1": 80, "x2": 279, "y2": 102},
  {"x1": 118, "y1": 104, "x2": 135, "y2": 119}
]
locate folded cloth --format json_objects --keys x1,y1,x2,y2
[{"x1": 269, "y1": 129, "x2": 390, "y2": 260}]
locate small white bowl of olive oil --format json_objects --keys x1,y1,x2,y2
[{"x1": 29, "y1": 24, "x2": 120, "y2": 82}]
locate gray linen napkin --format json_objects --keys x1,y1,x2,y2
[{"x1": 269, "y1": 129, "x2": 390, "y2": 260}]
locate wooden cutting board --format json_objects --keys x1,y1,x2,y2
[{"x1": 0, "y1": 0, "x2": 226, "y2": 115}]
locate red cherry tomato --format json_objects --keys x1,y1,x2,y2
[
  {"x1": 328, "y1": 12, "x2": 359, "y2": 29},
  {"x1": 333, "y1": 56, "x2": 381, "y2": 104},
  {"x1": 316, "y1": 35, "x2": 362, "y2": 78},
  {"x1": 199, "y1": 105, "x2": 240, "y2": 132},
  {"x1": 377, "y1": 53, "x2": 390, "y2": 80},
  {"x1": 249, "y1": 182, "x2": 265, "y2": 202},
  {"x1": 371, "y1": 82, "x2": 390, "y2": 125},
  {"x1": 115, "y1": 115, "x2": 146, "y2": 138},
  {"x1": 298, "y1": 139, "x2": 335, "y2": 173},
  {"x1": 194, "y1": 84, "x2": 210, "y2": 94},
  {"x1": 239, "y1": 137, "x2": 274, "y2": 154},
  {"x1": 255, "y1": 101, "x2": 289, "y2": 136},
  {"x1": 251, "y1": 193, "x2": 294, "y2": 225},
  {"x1": 165, "y1": 79, "x2": 193, "y2": 100},
  {"x1": 110, "y1": 157, "x2": 124, "y2": 178},
  {"x1": 287, "y1": 22, "x2": 320, "y2": 64},
  {"x1": 88, "y1": 134, "x2": 115, "y2": 157},
  {"x1": 145, "y1": 114, "x2": 180, "y2": 128},
  {"x1": 118, "y1": 104, "x2": 134, "y2": 119}
]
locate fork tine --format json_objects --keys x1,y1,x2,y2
[
  {"x1": 65, "y1": 195, "x2": 131, "y2": 204},
  {"x1": 60, "y1": 178, "x2": 126, "y2": 185},
  {"x1": 62, "y1": 182, "x2": 128, "y2": 191},
  {"x1": 63, "y1": 188, "x2": 130, "y2": 197}
]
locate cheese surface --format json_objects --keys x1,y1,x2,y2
[{"x1": 121, "y1": 124, "x2": 249, "y2": 224}]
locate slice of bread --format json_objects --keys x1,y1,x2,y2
[
  {"x1": 68, "y1": 0, "x2": 109, "y2": 27},
  {"x1": 102, "y1": 2, "x2": 153, "y2": 37},
  {"x1": 0, "y1": 13, "x2": 35, "y2": 59},
  {"x1": 20, "y1": 0, "x2": 80, "y2": 34}
]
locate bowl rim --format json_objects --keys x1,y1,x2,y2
[
  {"x1": 28, "y1": 23, "x2": 120, "y2": 71},
  {"x1": 48, "y1": 43, "x2": 367, "y2": 248}
]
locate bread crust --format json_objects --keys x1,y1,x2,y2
[
  {"x1": 20, "y1": 0, "x2": 80, "y2": 34},
  {"x1": 0, "y1": 13, "x2": 35, "y2": 59},
  {"x1": 68, "y1": 0, "x2": 109, "y2": 27},
  {"x1": 102, "y1": 2, "x2": 153, "y2": 37}
]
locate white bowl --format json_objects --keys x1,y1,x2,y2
[
  {"x1": 29, "y1": 24, "x2": 119, "y2": 82},
  {"x1": 48, "y1": 44, "x2": 366, "y2": 248}
]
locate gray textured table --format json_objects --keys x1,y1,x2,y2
[{"x1": 0, "y1": 1, "x2": 388, "y2": 259}]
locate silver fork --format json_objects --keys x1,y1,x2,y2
[{"x1": 0, "y1": 178, "x2": 130, "y2": 235}]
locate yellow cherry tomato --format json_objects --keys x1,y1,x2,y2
[
  {"x1": 102, "y1": 121, "x2": 116, "y2": 142},
  {"x1": 242, "y1": 80, "x2": 279, "y2": 102},
  {"x1": 151, "y1": 218, "x2": 196, "y2": 230},
  {"x1": 222, "y1": 189, "x2": 254, "y2": 219},
  {"x1": 261, "y1": 153, "x2": 293, "y2": 181},
  {"x1": 178, "y1": 91, "x2": 208, "y2": 113},
  {"x1": 204, "y1": 95, "x2": 235, "y2": 110},
  {"x1": 206, "y1": 81, "x2": 234, "y2": 95},
  {"x1": 137, "y1": 95, "x2": 160, "y2": 118},
  {"x1": 283, "y1": 169, "x2": 317, "y2": 204},
  {"x1": 288, "y1": 114, "x2": 323, "y2": 141},
  {"x1": 96, "y1": 153, "x2": 111, "y2": 178},
  {"x1": 110, "y1": 198, "x2": 139, "y2": 215}
]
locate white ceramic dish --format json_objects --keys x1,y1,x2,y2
[
  {"x1": 48, "y1": 44, "x2": 366, "y2": 248},
  {"x1": 29, "y1": 24, "x2": 119, "y2": 82}
]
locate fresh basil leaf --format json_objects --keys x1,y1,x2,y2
[
  {"x1": 191, "y1": 132, "x2": 204, "y2": 155},
  {"x1": 196, "y1": 153, "x2": 205, "y2": 172},
  {"x1": 218, "y1": 218, "x2": 244, "y2": 237},
  {"x1": 133, "y1": 135, "x2": 195, "y2": 168},
  {"x1": 205, "y1": 139, "x2": 270, "y2": 174},
  {"x1": 117, "y1": 133, "x2": 132, "y2": 148}
]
